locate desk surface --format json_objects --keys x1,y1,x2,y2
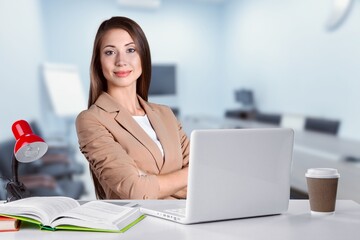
[{"x1": 2, "y1": 200, "x2": 360, "y2": 240}]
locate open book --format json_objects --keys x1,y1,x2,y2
[{"x1": 0, "y1": 196, "x2": 145, "y2": 233}]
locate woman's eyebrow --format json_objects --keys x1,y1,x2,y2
[
  {"x1": 103, "y1": 44, "x2": 115, "y2": 49},
  {"x1": 125, "y1": 42, "x2": 135, "y2": 46},
  {"x1": 103, "y1": 42, "x2": 135, "y2": 49}
]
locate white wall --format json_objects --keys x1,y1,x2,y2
[
  {"x1": 0, "y1": 0, "x2": 44, "y2": 141},
  {"x1": 223, "y1": 0, "x2": 360, "y2": 140}
]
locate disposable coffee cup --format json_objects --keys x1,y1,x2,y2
[{"x1": 305, "y1": 168, "x2": 340, "y2": 215}]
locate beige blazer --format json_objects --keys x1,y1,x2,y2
[{"x1": 76, "y1": 92, "x2": 190, "y2": 199}]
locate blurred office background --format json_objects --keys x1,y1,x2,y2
[{"x1": 1, "y1": 0, "x2": 360, "y2": 201}]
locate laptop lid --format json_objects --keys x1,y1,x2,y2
[{"x1": 185, "y1": 128, "x2": 294, "y2": 223}]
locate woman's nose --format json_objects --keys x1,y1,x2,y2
[{"x1": 115, "y1": 53, "x2": 127, "y2": 66}]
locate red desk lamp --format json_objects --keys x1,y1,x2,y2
[{"x1": 6, "y1": 120, "x2": 48, "y2": 202}]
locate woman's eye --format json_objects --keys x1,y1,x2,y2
[
  {"x1": 104, "y1": 50, "x2": 115, "y2": 56},
  {"x1": 127, "y1": 48, "x2": 136, "y2": 53}
]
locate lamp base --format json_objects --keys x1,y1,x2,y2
[{"x1": 6, "y1": 180, "x2": 30, "y2": 202}]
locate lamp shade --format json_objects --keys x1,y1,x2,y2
[{"x1": 12, "y1": 120, "x2": 48, "y2": 163}]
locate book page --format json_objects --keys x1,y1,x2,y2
[
  {"x1": 51, "y1": 201, "x2": 141, "y2": 231},
  {"x1": 0, "y1": 197, "x2": 80, "y2": 225}
]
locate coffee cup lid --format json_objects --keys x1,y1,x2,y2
[{"x1": 305, "y1": 168, "x2": 340, "y2": 178}]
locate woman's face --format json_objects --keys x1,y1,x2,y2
[{"x1": 100, "y1": 28, "x2": 142, "y2": 92}]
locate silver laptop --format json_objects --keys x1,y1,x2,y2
[{"x1": 140, "y1": 128, "x2": 294, "y2": 224}]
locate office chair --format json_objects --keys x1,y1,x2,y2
[
  {"x1": 0, "y1": 178, "x2": 7, "y2": 200},
  {"x1": 90, "y1": 167, "x2": 106, "y2": 199},
  {"x1": 28, "y1": 121, "x2": 84, "y2": 179},
  {"x1": 304, "y1": 117, "x2": 340, "y2": 135},
  {"x1": 254, "y1": 112, "x2": 282, "y2": 125},
  {"x1": 0, "y1": 147, "x2": 61, "y2": 199},
  {"x1": 290, "y1": 187, "x2": 309, "y2": 199}
]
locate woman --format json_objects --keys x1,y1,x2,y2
[{"x1": 76, "y1": 16, "x2": 189, "y2": 200}]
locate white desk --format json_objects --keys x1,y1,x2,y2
[
  {"x1": 181, "y1": 116, "x2": 360, "y2": 203},
  {"x1": 2, "y1": 200, "x2": 360, "y2": 240}
]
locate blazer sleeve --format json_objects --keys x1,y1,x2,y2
[
  {"x1": 76, "y1": 110, "x2": 160, "y2": 199},
  {"x1": 178, "y1": 120, "x2": 190, "y2": 168},
  {"x1": 170, "y1": 119, "x2": 189, "y2": 199}
]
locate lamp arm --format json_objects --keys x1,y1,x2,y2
[
  {"x1": 12, "y1": 153, "x2": 19, "y2": 184},
  {"x1": 6, "y1": 153, "x2": 30, "y2": 202}
]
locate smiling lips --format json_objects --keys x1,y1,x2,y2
[{"x1": 114, "y1": 70, "x2": 131, "y2": 78}]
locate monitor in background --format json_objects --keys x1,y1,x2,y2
[
  {"x1": 149, "y1": 64, "x2": 176, "y2": 96},
  {"x1": 235, "y1": 89, "x2": 255, "y2": 110},
  {"x1": 149, "y1": 64, "x2": 178, "y2": 115}
]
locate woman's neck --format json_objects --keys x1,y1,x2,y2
[{"x1": 107, "y1": 89, "x2": 145, "y2": 116}]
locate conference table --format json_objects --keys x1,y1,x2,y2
[
  {"x1": 180, "y1": 115, "x2": 360, "y2": 203},
  {"x1": 2, "y1": 200, "x2": 360, "y2": 240}
]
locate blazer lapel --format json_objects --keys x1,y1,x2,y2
[
  {"x1": 138, "y1": 97, "x2": 171, "y2": 171},
  {"x1": 95, "y1": 93, "x2": 164, "y2": 171}
]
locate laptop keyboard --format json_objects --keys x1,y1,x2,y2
[{"x1": 165, "y1": 208, "x2": 186, "y2": 216}]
